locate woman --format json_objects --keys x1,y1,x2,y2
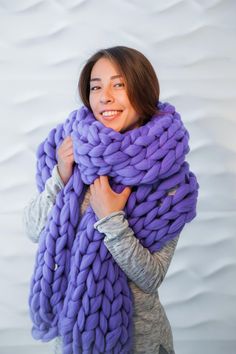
[{"x1": 24, "y1": 46, "x2": 199, "y2": 354}]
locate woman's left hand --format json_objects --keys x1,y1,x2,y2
[{"x1": 89, "y1": 176, "x2": 132, "y2": 219}]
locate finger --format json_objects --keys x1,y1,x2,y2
[
  {"x1": 62, "y1": 147, "x2": 74, "y2": 155},
  {"x1": 62, "y1": 147, "x2": 74, "y2": 154},
  {"x1": 66, "y1": 155, "x2": 75, "y2": 163},
  {"x1": 99, "y1": 175, "x2": 110, "y2": 189},
  {"x1": 90, "y1": 184, "x2": 95, "y2": 194},
  {"x1": 122, "y1": 186, "x2": 132, "y2": 199},
  {"x1": 63, "y1": 141, "x2": 73, "y2": 149},
  {"x1": 60, "y1": 152, "x2": 74, "y2": 160},
  {"x1": 62, "y1": 136, "x2": 73, "y2": 144},
  {"x1": 93, "y1": 178, "x2": 101, "y2": 189},
  {"x1": 93, "y1": 178, "x2": 101, "y2": 193},
  {"x1": 58, "y1": 145, "x2": 72, "y2": 156},
  {"x1": 64, "y1": 152, "x2": 74, "y2": 157}
]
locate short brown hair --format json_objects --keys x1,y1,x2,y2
[{"x1": 78, "y1": 46, "x2": 160, "y2": 125}]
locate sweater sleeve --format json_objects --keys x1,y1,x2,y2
[
  {"x1": 94, "y1": 212, "x2": 179, "y2": 294},
  {"x1": 22, "y1": 164, "x2": 64, "y2": 243}
]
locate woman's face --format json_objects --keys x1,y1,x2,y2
[{"x1": 89, "y1": 57, "x2": 140, "y2": 132}]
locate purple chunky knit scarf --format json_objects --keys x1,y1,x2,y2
[{"x1": 29, "y1": 101, "x2": 199, "y2": 353}]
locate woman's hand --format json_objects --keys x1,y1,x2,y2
[
  {"x1": 57, "y1": 136, "x2": 75, "y2": 185},
  {"x1": 89, "y1": 176, "x2": 132, "y2": 219}
]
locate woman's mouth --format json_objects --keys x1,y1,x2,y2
[{"x1": 100, "y1": 110, "x2": 123, "y2": 121}]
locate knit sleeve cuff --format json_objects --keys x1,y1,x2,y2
[
  {"x1": 51, "y1": 164, "x2": 65, "y2": 189},
  {"x1": 94, "y1": 211, "x2": 128, "y2": 240}
]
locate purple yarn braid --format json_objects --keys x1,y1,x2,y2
[{"x1": 29, "y1": 101, "x2": 199, "y2": 353}]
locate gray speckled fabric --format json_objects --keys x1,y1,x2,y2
[{"x1": 23, "y1": 164, "x2": 178, "y2": 354}]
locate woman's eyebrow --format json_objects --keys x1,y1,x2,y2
[{"x1": 90, "y1": 74, "x2": 123, "y2": 82}]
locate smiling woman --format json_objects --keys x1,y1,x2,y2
[
  {"x1": 88, "y1": 58, "x2": 141, "y2": 132},
  {"x1": 89, "y1": 58, "x2": 140, "y2": 132},
  {"x1": 79, "y1": 46, "x2": 160, "y2": 133},
  {"x1": 23, "y1": 46, "x2": 199, "y2": 354}
]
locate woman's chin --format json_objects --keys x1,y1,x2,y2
[
  {"x1": 99, "y1": 119, "x2": 121, "y2": 131},
  {"x1": 105, "y1": 123, "x2": 121, "y2": 132}
]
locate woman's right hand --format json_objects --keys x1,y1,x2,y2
[{"x1": 57, "y1": 136, "x2": 75, "y2": 185}]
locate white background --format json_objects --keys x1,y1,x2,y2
[{"x1": 0, "y1": 0, "x2": 235, "y2": 353}]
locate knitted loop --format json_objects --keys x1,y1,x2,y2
[{"x1": 29, "y1": 101, "x2": 199, "y2": 353}]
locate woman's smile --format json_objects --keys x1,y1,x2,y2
[{"x1": 100, "y1": 110, "x2": 123, "y2": 120}]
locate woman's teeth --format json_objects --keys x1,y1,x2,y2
[{"x1": 102, "y1": 110, "x2": 122, "y2": 117}]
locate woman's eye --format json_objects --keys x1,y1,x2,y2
[
  {"x1": 114, "y1": 83, "x2": 125, "y2": 87},
  {"x1": 90, "y1": 86, "x2": 100, "y2": 91}
]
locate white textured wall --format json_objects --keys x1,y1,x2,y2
[{"x1": 0, "y1": 1, "x2": 235, "y2": 353}]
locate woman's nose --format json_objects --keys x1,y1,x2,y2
[{"x1": 99, "y1": 88, "x2": 114, "y2": 104}]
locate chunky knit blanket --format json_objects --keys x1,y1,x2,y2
[{"x1": 29, "y1": 101, "x2": 199, "y2": 354}]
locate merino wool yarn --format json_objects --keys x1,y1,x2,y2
[{"x1": 29, "y1": 101, "x2": 199, "y2": 354}]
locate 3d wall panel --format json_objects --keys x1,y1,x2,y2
[{"x1": 0, "y1": 0, "x2": 235, "y2": 353}]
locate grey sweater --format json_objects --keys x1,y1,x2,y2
[{"x1": 23, "y1": 165, "x2": 178, "y2": 354}]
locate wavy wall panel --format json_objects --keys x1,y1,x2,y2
[{"x1": 0, "y1": 0, "x2": 235, "y2": 353}]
